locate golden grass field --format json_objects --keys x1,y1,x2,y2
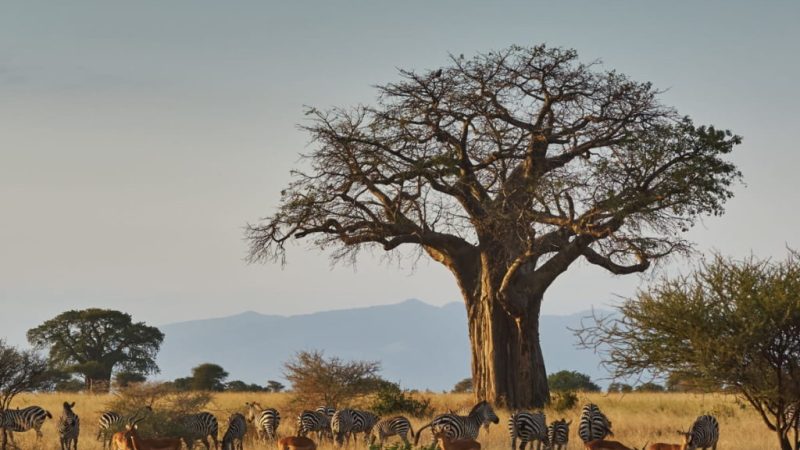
[{"x1": 7, "y1": 391, "x2": 776, "y2": 450}]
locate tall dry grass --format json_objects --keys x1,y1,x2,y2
[{"x1": 6, "y1": 391, "x2": 775, "y2": 450}]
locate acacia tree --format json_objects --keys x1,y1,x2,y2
[
  {"x1": 283, "y1": 350, "x2": 381, "y2": 407},
  {"x1": 247, "y1": 45, "x2": 741, "y2": 407},
  {"x1": 27, "y1": 309, "x2": 164, "y2": 391},
  {"x1": 0, "y1": 340, "x2": 48, "y2": 450},
  {"x1": 575, "y1": 251, "x2": 800, "y2": 450}
]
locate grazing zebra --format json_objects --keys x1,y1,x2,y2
[
  {"x1": 414, "y1": 400, "x2": 500, "y2": 446},
  {"x1": 316, "y1": 406, "x2": 336, "y2": 418},
  {"x1": 331, "y1": 409, "x2": 356, "y2": 446},
  {"x1": 58, "y1": 401, "x2": 80, "y2": 450},
  {"x1": 97, "y1": 405, "x2": 153, "y2": 450},
  {"x1": 0, "y1": 405, "x2": 52, "y2": 445},
  {"x1": 546, "y1": 419, "x2": 571, "y2": 450},
  {"x1": 350, "y1": 410, "x2": 380, "y2": 443},
  {"x1": 297, "y1": 410, "x2": 332, "y2": 441},
  {"x1": 245, "y1": 402, "x2": 281, "y2": 440},
  {"x1": 370, "y1": 416, "x2": 414, "y2": 448},
  {"x1": 677, "y1": 415, "x2": 719, "y2": 450},
  {"x1": 579, "y1": 404, "x2": 613, "y2": 443},
  {"x1": 180, "y1": 411, "x2": 220, "y2": 450},
  {"x1": 222, "y1": 413, "x2": 247, "y2": 450},
  {"x1": 508, "y1": 411, "x2": 548, "y2": 450}
]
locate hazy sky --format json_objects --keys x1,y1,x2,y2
[{"x1": 1, "y1": 1, "x2": 798, "y2": 347}]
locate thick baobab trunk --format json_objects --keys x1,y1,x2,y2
[{"x1": 466, "y1": 291, "x2": 549, "y2": 408}]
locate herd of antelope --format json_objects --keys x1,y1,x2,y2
[{"x1": 0, "y1": 400, "x2": 720, "y2": 450}]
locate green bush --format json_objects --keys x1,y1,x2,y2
[
  {"x1": 550, "y1": 390, "x2": 578, "y2": 412},
  {"x1": 369, "y1": 382, "x2": 431, "y2": 417},
  {"x1": 548, "y1": 370, "x2": 601, "y2": 392}
]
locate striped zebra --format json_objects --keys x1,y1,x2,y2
[
  {"x1": 578, "y1": 403, "x2": 613, "y2": 443},
  {"x1": 350, "y1": 410, "x2": 380, "y2": 444},
  {"x1": 508, "y1": 411, "x2": 548, "y2": 450},
  {"x1": 370, "y1": 416, "x2": 414, "y2": 448},
  {"x1": 316, "y1": 406, "x2": 336, "y2": 418},
  {"x1": 58, "y1": 401, "x2": 80, "y2": 450},
  {"x1": 677, "y1": 415, "x2": 719, "y2": 450},
  {"x1": 546, "y1": 419, "x2": 571, "y2": 450},
  {"x1": 245, "y1": 402, "x2": 281, "y2": 440},
  {"x1": 180, "y1": 411, "x2": 219, "y2": 450},
  {"x1": 222, "y1": 413, "x2": 247, "y2": 450},
  {"x1": 97, "y1": 405, "x2": 153, "y2": 450},
  {"x1": 297, "y1": 410, "x2": 332, "y2": 441},
  {"x1": 414, "y1": 400, "x2": 500, "y2": 446},
  {"x1": 331, "y1": 409, "x2": 356, "y2": 446},
  {"x1": 0, "y1": 405, "x2": 52, "y2": 445}
]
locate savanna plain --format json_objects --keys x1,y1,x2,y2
[{"x1": 9, "y1": 392, "x2": 773, "y2": 450}]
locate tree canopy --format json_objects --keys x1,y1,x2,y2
[
  {"x1": 189, "y1": 363, "x2": 229, "y2": 391},
  {"x1": 283, "y1": 350, "x2": 382, "y2": 406},
  {"x1": 247, "y1": 44, "x2": 741, "y2": 407},
  {"x1": 576, "y1": 250, "x2": 800, "y2": 450},
  {"x1": 27, "y1": 308, "x2": 164, "y2": 390},
  {"x1": 547, "y1": 370, "x2": 601, "y2": 392}
]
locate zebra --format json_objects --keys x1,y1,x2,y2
[
  {"x1": 508, "y1": 411, "x2": 548, "y2": 450},
  {"x1": 414, "y1": 400, "x2": 500, "y2": 446},
  {"x1": 0, "y1": 405, "x2": 52, "y2": 445},
  {"x1": 546, "y1": 419, "x2": 571, "y2": 450},
  {"x1": 97, "y1": 405, "x2": 153, "y2": 450},
  {"x1": 297, "y1": 410, "x2": 332, "y2": 441},
  {"x1": 58, "y1": 401, "x2": 80, "y2": 450},
  {"x1": 331, "y1": 409, "x2": 356, "y2": 446},
  {"x1": 245, "y1": 402, "x2": 280, "y2": 441},
  {"x1": 578, "y1": 403, "x2": 613, "y2": 443},
  {"x1": 222, "y1": 413, "x2": 247, "y2": 450},
  {"x1": 316, "y1": 406, "x2": 336, "y2": 418},
  {"x1": 179, "y1": 411, "x2": 220, "y2": 450},
  {"x1": 370, "y1": 416, "x2": 414, "y2": 448},
  {"x1": 350, "y1": 410, "x2": 380, "y2": 444},
  {"x1": 677, "y1": 415, "x2": 719, "y2": 450}
]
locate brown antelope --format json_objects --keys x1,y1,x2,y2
[
  {"x1": 111, "y1": 431, "x2": 128, "y2": 450},
  {"x1": 584, "y1": 439, "x2": 647, "y2": 450},
  {"x1": 124, "y1": 424, "x2": 182, "y2": 450},
  {"x1": 277, "y1": 436, "x2": 316, "y2": 450},
  {"x1": 646, "y1": 444, "x2": 683, "y2": 450},
  {"x1": 433, "y1": 431, "x2": 481, "y2": 450}
]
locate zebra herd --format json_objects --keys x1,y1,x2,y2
[{"x1": 0, "y1": 400, "x2": 722, "y2": 450}]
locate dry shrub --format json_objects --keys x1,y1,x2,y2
[{"x1": 105, "y1": 382, "x2": 213, "y2": 437}]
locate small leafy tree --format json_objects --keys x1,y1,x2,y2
[
  {"x1": 0, "y1": 340, "x2": 48, "y2": 450},
  {"x1": 452, "y1": 378, "x2": 473, "y2": 393},
  {"x1": 266, "y1": 380, "x2": 285, "y2": 393},
  {"x1": 547, "y1": 370, "x2": 601, "y2": 392},
  {"x1": 226, "y1": 380, "x2": 266, "y2": 392},
  {"x1": 607, "y1": 382, "x2": 633, "y2": 393},
  {"x1": 576, "y1": 251, "x2": 800, "y2": 450},
  {"x1": 635, "y1": 382, "x2": 665, "y2": 392},
  {"x1": 190, "y1": 363, "x2": 228, "y2": 391},
  {"x1": 284, "y1": 350, "x2": 381, "y2": 406},
  {"x1": 105, "y1": 382, "x2": 212, "y2": 437},
  {"x1": 115, "y1": 371, "x2": 147, "y2": 388},
  {"x1": 370, "y1": 381, "x2": 431, "y2": 417},
  {"x1": 27, "y1": 309, "x2": 164, "y2": 391}
]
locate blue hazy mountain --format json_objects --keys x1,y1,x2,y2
[{"x1": 156, "y1": 299, "x2": 610, "y2": 391}]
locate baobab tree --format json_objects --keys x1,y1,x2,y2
[{"x1": 246, "y1": 45, "x2": 741, "y2": 408}]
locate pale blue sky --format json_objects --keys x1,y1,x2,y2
[{"x1": 1, "y1": 1, "x2": 798, "y2": 346}]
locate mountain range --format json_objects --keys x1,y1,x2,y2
[{"x1": 155, "y1": 299, "x2": 610, "y2": 391}]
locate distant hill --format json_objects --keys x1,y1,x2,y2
[{"x1": 156, "y1": 299, "x2": 611, "y2": 391}]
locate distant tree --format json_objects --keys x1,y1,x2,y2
[
  {"x1": 114, "y1": 371, "x2": 147, "y2": 388},
  {"x1": 576, "y1": 251, "x2": 800, "y2": 450},
  {"x1": 266, "y1": 380, "x2": 285, "y2": 393},
  {"x1": 171, "y1": 377, "x2": 193, "y2": 391},
  {"x1": 27, "y1": 309, "x2": 164, "y2": 391},
  {"x1": 0, "y1": 340, "x2": 48, "y2": 450},
  {"x1": 635, "y1": 382, "x2": 665, "y2": 392},
  {"x1": 547, "y1": 370, "x2": 601, "y2": 392},
  {"x1": 607, "y1": 382, "x2": 633, "y2": 393},
  {"x1": 665, "y1": 372, "x2": 712, "y2": 392},
  {"x1": 246, "y1": 44, "x2": 742, "y2": 408},
  {"x1": 190, "y1": 363, "x2": 229, "y2": 391},
  {"x1": 226, "y1": 380, "x2": 266, "y2": 392},
  {"x1": 452, "y1": 378, "x2": 473, "y2": 393},
  {"x1": 283, "y1": 350, "x2": 381, "y2": 406}
]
